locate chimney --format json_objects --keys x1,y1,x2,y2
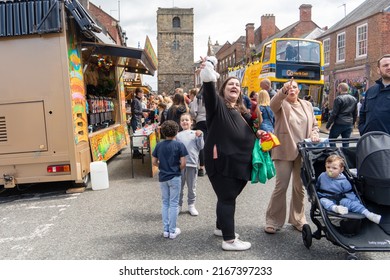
[
  {"x1": 299, "y1": 4, "x2": 312, "y2": 22},
  {"x1": 245, "y1": 23, "x2": 255, "y2": 48},
  {"x1": 260, "y1": 14, "x2": 276, "y2": 41}
]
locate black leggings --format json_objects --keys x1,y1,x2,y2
[
  {"x1": 209, "y1": 173, "x2": 247, "y2": 241},
  {"x1": 195, "y1": 121, "x2": 207, "y2": 167}
]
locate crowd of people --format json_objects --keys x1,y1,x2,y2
[{"x1": 133, "y1": 53, "x2": 390, "y2": 250}]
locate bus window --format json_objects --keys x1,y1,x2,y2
[
  {"x1": 308, "y1": 43, "x2": 320, "y2": 63},
  {"x1": 262, "y1": 44, "x2": 271, "y2": 63},
  {"x1": 298, "y1": 41, "x2": 320, "y2": 63},
  {"x1": 277, "y1": 40, "x2": 299, "y2": 61}
]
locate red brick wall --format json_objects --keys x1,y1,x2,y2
[{"x1": 89, "y1": 3, "x2": 121, "y2": 45}]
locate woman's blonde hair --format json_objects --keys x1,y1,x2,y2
[{"x1": 257, "y1": 90, "x2": 270, "y2": 106}]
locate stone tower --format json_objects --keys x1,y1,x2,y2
[{"x1": 157, "y1": 8, "x2": 194, "y2": 94}]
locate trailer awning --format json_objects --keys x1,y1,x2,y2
[
  {"x1": 66, "y1": 0, "x2": 156, "y2": 75},
  {"x1": 81, "y1": 42, "x2": 156, "y2": 76}
]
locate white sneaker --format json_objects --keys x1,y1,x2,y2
[
  {"x1": 188, "y1": 204, "x2": 199, "y2": 216},
  {"x1": 213, "y1": 229, "x2": 239, "y2": 238},
  {"x1": 169, "y1": 228, "x2": 181, "y2": 239},
  {"x1": 222, "y1": 239, "x2": 251, "y2": 251},
  {"x1": 163, "y1": 231, "x2": 169, "y2": 238}
]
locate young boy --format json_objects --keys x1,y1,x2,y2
[
  {"x1": 176, "y1": 113, "x2": 204, "y2": 216},
  {"x1": 152, "y1": 120, "x2": 188, "y2": 239},
  {"x1": 316, "y1": 154, "x2": 381, "y2": 224}
]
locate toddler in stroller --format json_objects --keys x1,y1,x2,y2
[
  {"x1": 298, "y1": 135, "x2": 390, "y2": 258},
  {"x1": 316, "y1": 154, "x2": 381, "y2": 224}
]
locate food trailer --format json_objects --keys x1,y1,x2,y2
[{"x1": 0, "y1": 0, "x2": 157, "y2": 189}]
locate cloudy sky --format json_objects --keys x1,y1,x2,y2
[{"x1": 90, "y1": 0, "x2": 366, "y2": 90}]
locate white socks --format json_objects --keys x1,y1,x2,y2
[
  {"x1": 331, "y1": 206, "x2": 382, "y2": 224},
  {"x1": 363, "y1": 210, "x2": 382, "y2": 224},
  {"x1": 332, "y1": 205, "x2": 349, "y2": 215}
]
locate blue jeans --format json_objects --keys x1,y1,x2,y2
[
  {"x1": 160, "y1": 176, "x2": 181, "y2": 234},
  {"x1": 329, "y1": 124, "x2": 353, "y2": 147}
]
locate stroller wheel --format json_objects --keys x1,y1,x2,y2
[
  {"x1": 346, "y1": 253, "x2": 358, "y2": 260},
  {"x1": 302, "y1": 224, "x2": 312, "y2": 249}
]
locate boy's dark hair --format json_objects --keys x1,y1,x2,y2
[{"x1": 160, "y1": 120, "x2": 179, "y2": 138}]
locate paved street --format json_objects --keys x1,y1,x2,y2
[{"x1": 1, "y1": 135, "x2": 389, "y2": 261}]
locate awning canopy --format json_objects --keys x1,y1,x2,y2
[
  {"x1": 66, "y1": 0, "x2": 156, "y2": 76},
  {"x1": 81, "y1": 42, "x2": 156, "y2": 76}
]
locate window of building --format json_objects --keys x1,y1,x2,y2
[
  {"x1": 323, "y1": 38, "x2": 330, "y2": 65},
  {"x1": 356, "y1": 23, "x2": 368, "y2": 58},
  {"x1": 172, "y1": 17, "x2": 180, "y2": 28},
  {"x1": 336, "y1": 32, "x2": 345, "y2": 62},
  {"x1": 173, "y1": 40, "x2": 179, "y2": 50}
]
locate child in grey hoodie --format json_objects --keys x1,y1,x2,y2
[{"x1": 176, "y1": 113, "x2": 204, "y2": 216}]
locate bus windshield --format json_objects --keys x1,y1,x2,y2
[{"x1": 276, "y1": 40, "x2": 320, "y2": 63}]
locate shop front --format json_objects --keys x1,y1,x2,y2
[{"x1": 329, "y1": 65, "x2": 368, "y2": 108}]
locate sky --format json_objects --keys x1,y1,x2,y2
[{"x1": 90, "y1": 0, "x2": 366, "y2": 91}]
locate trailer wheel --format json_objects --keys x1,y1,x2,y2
[
  {"x1": 83, "y1": 174, "x2": 90, "y2": 186},
  {"x1": 302, "y1": 224, "x2": 312, "y2": 249},
  {"x1": 71, "y1": 174, "x2": 90, "y2": 190}
]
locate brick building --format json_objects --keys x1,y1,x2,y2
[
  {"x1": 212, "y1": 4, "x2": 322, "y2": 88},
  {"x1": 316, "y1": 0, "x2": 390, "y2": 109},
  {"x1": 88, "y1": 2, "x2": 126, "y2": 46},
  {"x1": 214, "y1": 36, "x2": 246, "y2": 88},
  {"x1": 251, "y1": 5, "x2": 321, "y2": 60},
  {"x1": 157, "y1": 8, "x2": 194, "y2": 95}
]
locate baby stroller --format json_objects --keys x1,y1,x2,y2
[{"x1": 298, "y1": 132, "x2": 390, "y2": 259}]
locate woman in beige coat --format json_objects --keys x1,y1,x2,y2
[{"x1": 265, "y1": 78, "x2": 319, "y2": 234}]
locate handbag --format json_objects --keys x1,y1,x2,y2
[
  {"x1": 251, "y1": 138, "x2": 276, "y2": 184},
  {"x1": 260, "y1": 132, "x2": 280, "y2": 152}
]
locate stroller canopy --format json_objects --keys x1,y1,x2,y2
[{"x1": 356, "y1": 131, "x2": 390, "y2": 179}]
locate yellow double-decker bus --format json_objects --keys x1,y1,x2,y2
[{"x1": 238, "y1": 38, "x2": 325, "y2": 125}]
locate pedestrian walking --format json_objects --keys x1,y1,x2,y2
[
  {"x1": 326, "y1": 83, "x2": 357, "y2": 147},
  {"x1": 152, "y1": 120, "x2": 188, "y2": 239}
]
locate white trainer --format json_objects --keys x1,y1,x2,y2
[
  {"x1": 222, "y1": 239, "x2": 251, "y2": 251},
  {"x1": 188, "y1": 204, "x2": 199, "y2": 216},
  {"x1": 213, "y1": 229, "x2": 239, "y2": 238},
  {"x1": 169, "y1": 228, "x2": 181, "y2": 239}
]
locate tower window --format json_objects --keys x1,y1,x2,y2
[
  {"x1": 173, "y1": 40, "x2": 180, "y2": 50},
  {"x1": 173, "y1": 17, "x2": 181, "y2": 28}
]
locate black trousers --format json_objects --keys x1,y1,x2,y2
[
  {"x1": 195, "y1": 121, "x2": 207, "y2": 167},
  {"x1": 209, "y1": 173, "x2": 247, "y2": 241}
]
